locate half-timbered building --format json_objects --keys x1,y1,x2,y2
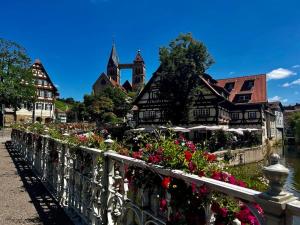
[
  {"x1": 133, "y1": 71, "x2": 278, "y2": 141},
  {"x1": 3, "y1": 59, "x2": 58, "y2": 125}
]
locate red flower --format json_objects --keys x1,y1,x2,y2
[
  {"x1": 198, "y1": 170, "x2": 205, "y2": 177},
  {"x1": 211, "y1": 202, "x2": 220, "y2": 213},
  {"x1": 204, "y1": 152, "x2": 217, "y2": 162},
  {"x1": 132, "y1": 151, "x2": 142, "y2": 159},
  {"x1": 228, "y1": 175, "x2": 236, "y2": 185},
  {"x1": 148, "y1": 154, "x2": 162, "y2": 164},
  {"x1": 191, "y1": 182, "x2": 197, "y2": 193},
  {"x1": 199, "y1": 185, "x2": 208, "y2": 196},
  {"x1": 159, "y1": 198, "x2": 167, "y2": 211},
  {"x1": 236, "y1": 180, "x2": 247, "y2": 188},
  {"x1": 161, "y1": 177, "x2": 171, "y2": 189},
  {"x1": 184, "y1": 150, "x2": 193, "y2": 162},
  {"x1": 211, "y1": 171, "x2": 222, "y2": 181},
  {"x1": 174, "y1": 140, "x2": 180, "y2": 145},
  {"x1": 219, "y1": 207, "x2": 228, "y2": 217}
]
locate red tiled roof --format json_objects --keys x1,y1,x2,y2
[{"x1": 216, "y1": 74, "x2": 267, "y2": 104}]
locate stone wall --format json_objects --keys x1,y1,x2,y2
[{"x1": 214, "y1": 146, "x2": 265, "y2": 166}]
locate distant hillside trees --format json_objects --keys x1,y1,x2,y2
[
  {"x1": 64, "y1": 87, "x2": 131, "y2": 124},
  {"x1": 289, "y1": 112, "x2": 300, "y2": 144}
]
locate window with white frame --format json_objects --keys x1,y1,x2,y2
[
  {"x1": 38, "y1": 90, "x2": 44, "y2": 97},
  {"x1": 143, "y1": 111, "x2": 156, "y2": 119},
  {"x1": 36, "y1": 103, "x2": 43, "y2": 110},
  {"x1": 193, "y1": 108, "x2": 210, "y2": 117},
  {"x1": 231, "y1": 112, "x2": 239, "y2": 120},
  {"x1": 248, "y1": 111, "x2": 256, "y2": 119},
  {"x1": 45, "y1": 104, "x2": 52, "y2": 110}
]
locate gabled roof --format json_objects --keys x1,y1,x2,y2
[
  {"x1": 32, "y1": 59, "x2": 58, "y2": 93},
  {"x1": 216, "y1": 74, "x2": 267, "y2": 104},
  {"x1": 93, "y1": 72, "x2": 126, "y2": 91},
  {"x1": 268, "y1": 101, "x2": 284, "y2": 111},
  {"x1": 133, "y1": 68, "x2": 231, "y2": 105},
  {"x1": 122, "y1": 80, "x2": 132, "y2": 92}
]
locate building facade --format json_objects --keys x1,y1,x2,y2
[
  {"x1": 93, "y1": 44, "x2": 146, "y2": 95},
  {"x1": 3, "y1": 59, "x2": 58, "y2": 126},
  {"x1": 133, "y1": 72, "x2": 282, "y2": 142}
]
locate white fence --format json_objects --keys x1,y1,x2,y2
[{"x1": 11, "y1": 129, "x2": 300, "y2": 225}]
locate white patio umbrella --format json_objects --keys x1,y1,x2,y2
[
  {"x1": 170, "y1": 126, "x2": 191, "y2": 133},
  {"x1": 189, "y1": 125, "x2": 208, "y2": 130},
  {"x1": 227, "y1": 128, "x2": 244, "y2": 135}
]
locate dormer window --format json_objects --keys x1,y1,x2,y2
[
  {"x1": 224, "y1": 82, "x2": 235, "y2": 92},
  {"x1": 241, "y1": 80, "x2": 254, "y2": 91},
  {"x1": 233, "y1": 94, "x2": 252, "y2": 103}
]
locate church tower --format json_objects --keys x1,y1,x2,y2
[
  {"x1": 132, "y1": 50, "x2": 145, "y2": 91},
  {"x1": 107, "y1": 44, "x2": 120, "y2": 84}
]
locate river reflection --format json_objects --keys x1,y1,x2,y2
[
  {"x1": 281, "y1": 145, "x2": 300, "y2": 196},
  {"x1": 276, "y1": 145, "x2": 300, "y2": 224}
]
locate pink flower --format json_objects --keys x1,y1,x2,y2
[
  {"x1": 174, "y1": 140, "x2": 180, "y2": 145},
  {"x1": 188, "y1": 161, "x2": 196, "y2": 173},
  {"x1": 186, "y1": 141, "x2": 196, "y2": 152},
  {"x1": 160, "y1": 198, "x2": 167, "y2": 211}
]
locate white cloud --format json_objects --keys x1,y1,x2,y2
[
  {"x1": 282, "y1": 78, "x2": 300, "y2": 87},
  {"x1": 54, "y1": 84, "x2": 59, "y2": 88},
  {"x1": 267, "y1": 68, "x2": 296, "y2": 80},
  {"x1": 292, "y1": 65, "x2": 300, "y2": 68},
  {"x1": 268, "y1": 96, "x2": 288, "y2": 103},
  {"x1": 229, "y1": 71, "x2": 235, "y2": 75}
]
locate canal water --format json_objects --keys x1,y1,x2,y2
[{"x1": 278, "y1": 145, "x2": 300, "y2": 224}]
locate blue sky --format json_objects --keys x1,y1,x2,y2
[{"x1": 1, "y1": 0, "x2": 300, "y2": 104}]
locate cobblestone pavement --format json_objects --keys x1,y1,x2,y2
[{"x1": 0, "y1": 129, "x2": 73, "y2": 225}]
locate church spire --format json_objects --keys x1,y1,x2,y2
[
  {"x1": 134, "y1": 49, "x2": 144, "y2": 62},
  {"x1": 107, "y1": 43, "x2": 120, "y2": 84},
  {"x1": 107, "y1": 43, "x2": 119, "y2": 67}
]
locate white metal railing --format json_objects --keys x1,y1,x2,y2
[{"x1": 11, "y1": 129, "x2": 300, "y2": 225}]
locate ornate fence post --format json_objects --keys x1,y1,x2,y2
[{"x1": 257, "y1": 153, "x2": 298, "y2": 225}]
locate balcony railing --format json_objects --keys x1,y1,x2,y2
[{"x1": 11, "y1": 129, "x2": 300, "y2": 225}]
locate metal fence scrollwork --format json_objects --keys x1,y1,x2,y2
[{"x1": 11, "y1": 129, "x2": 300, "y2": 225}]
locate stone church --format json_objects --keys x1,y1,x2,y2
[{"x1": 92, "y1": 44, "x2": 146, "y2": 94}]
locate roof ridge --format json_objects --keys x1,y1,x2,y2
[{"x1": 217, "y1": 74, "x2": 266, "y2": 81}]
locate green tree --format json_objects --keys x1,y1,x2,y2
[
  {"x1": 158, "y1": 33, "x2": 214, "y2": 123},
  {"x1": 0, "y1": 38, "x2": 36, "y2": 121},
  {"x1": 289, "y1": 112, "x2": 300, "y2": 144},
  {"x1": 101, "y1": 87, "x2": 131, "y2": 118}
]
